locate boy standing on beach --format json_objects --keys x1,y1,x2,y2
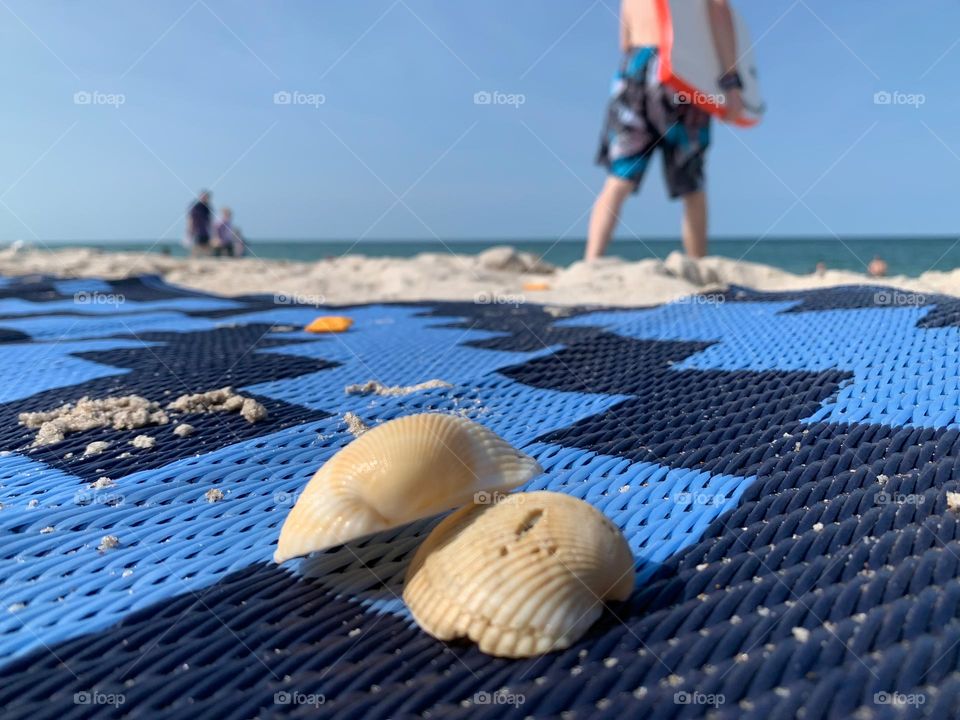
[{"x1": 586, "y1": 0, "x2": 743, "y2": 261}]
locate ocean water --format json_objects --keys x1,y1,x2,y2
[{"x1": 38, "y1": 237, "x2": 960, "y2": 278}]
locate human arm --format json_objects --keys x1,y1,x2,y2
[
  {"x1": 706, "y1": 0, "x2": 744, "y2": 121},
  {"x1": 620, "y1": 0, "x2": 630, "y2": 52}
]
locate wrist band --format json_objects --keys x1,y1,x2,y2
[{"x1": 718, "y1": 71, "x2": 743, "y2": 91}]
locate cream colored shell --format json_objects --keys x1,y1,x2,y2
[
  {"x1": 403, "y1": 491, "x2": 635, "y2": 658},
  {"x1": 273, "y1": 413, "x2": 541, "y2": 563}
]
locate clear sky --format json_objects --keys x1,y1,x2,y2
[{"x1": 1, "y1": 0, "x2": 958, "y2": 242}]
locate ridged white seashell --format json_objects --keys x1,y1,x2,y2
[
  {"x1": 403, "y1": 491, "x2": 635, "y2": 658},
  {"x1": 273, "y1": 413, "x2": 541, "y2": 563}
]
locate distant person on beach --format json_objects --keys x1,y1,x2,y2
[
  {"x1": 187, "y1": 190, "x2": 213, "y2": 257},
  {"x1": 586, "y1": 0, "x2": 744, "y2": 261},
  {"x1": 868, "y1": 255, "x2": 888, "y2": 277},
  {"x1": 815, "y1": 261, "x2": 827, "y2": 276},
  {"x1": 213, "y1": 207, "x2": 244, "y2": 257}
]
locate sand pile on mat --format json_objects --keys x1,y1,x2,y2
[
  {"x1": 167, "y1": 387, "x2": 268, "y2": 423},
  {"x1": 19, "y1": 388, "x2": 267, "y2": 446},
  {"x1": 19, "y1": 395, "x2": 169, "y2": 446},
  {"x1": 342, "y1": 412, "x2": 369, "y2": 437},
  {"x1": 0, "y1": 244, "x2": 947, "y2": 306},
  {"x1": 345, "y1": 379, "x2": 452, "y2": 397}
]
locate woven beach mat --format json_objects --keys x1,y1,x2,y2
[{"x1": 2, "y1": 275, "x2": 960, "y2": 719}]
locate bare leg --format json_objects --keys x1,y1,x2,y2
[
  {"x1": 681, "y1": 191, "x2": 707, "y2": 258},
  {"x1": 585, "y1": 176, "x2": 635, "y2": 261}
]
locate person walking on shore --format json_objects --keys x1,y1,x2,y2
[
  {"x1": 187, "y1": 190, "x2": 213, "y2": 257},
  {"x1": 586, "y1": 0, "x2": 743, "y2": 261}
]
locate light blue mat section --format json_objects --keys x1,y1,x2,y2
[
  {"x1": 0, "y1": 339, "x2": 158, "y2": 404},
  {"x1": 0, "y1": 297, "x2": 242, "y2": 317},
  {"x1": 560, "y1": 301, "x2": 959, "y2": 428},
  {"x1": 0, "y1": 310, "x2": 223, "y2": 341}
]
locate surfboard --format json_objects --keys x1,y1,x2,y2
[{"x1": 656, "y1": 0, "x2": 765, "y2": 127}]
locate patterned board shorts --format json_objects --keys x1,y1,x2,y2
[{"x1": 596, "y1": 46, "x2": 711, "y2": 198}]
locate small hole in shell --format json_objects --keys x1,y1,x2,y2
[
  {"x1": 515, "y1": 510, "x2": 543, "y2": 537},
  {"x1": 499, "y1": 547, "x2": 508, "y2": 556}
]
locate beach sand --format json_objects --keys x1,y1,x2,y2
[{"x1": 0, "y1": 244, "x2": 952, "y2": 306}]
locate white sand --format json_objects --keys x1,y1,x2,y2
[
  {"x1": 345, "y1": 379, "x2": 453, "y2": 397},
  {"x1": 342, "y1": 412, "x2": 369, "y2": 437},
  {"x1": 129, "y1": 434, "x2": 156, "y2": 449},
  {"x1": 19, "y1": 395, "x2": 168, "y2": 446},
  {"x1": 167, "y1": 387, "x2": 268, "y2": 423},
  {"x1": 97, "y1": 535, "x2": 120, "y2": 552},
  {"x1": 19, "y1": 388, "x2": 266, "y2": 451},
  {"x1": 173, "y1": 423, "x2": 195, "y2": 438},
  {"x1": 204, "y1": 488, "x2": 224, "y2": 503},
  {"x1": 0, "y1": 244, "x2": 952, "y2": 306}
]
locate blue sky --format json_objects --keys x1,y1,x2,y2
[{"x1": 1, "y1": 0, "x2": 958, "y2": 242}]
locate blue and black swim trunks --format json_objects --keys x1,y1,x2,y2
[{"x1": 596, "y1": 46, "x2": 711, "y2": 198}]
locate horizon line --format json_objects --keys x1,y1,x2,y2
[{"x1": 8, "y1": 234, "x2": 960, "y2": 245}]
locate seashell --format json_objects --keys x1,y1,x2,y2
[
  {"x1": 273, "y1": 413, "x2": 541, "y2": 563},
  {"x1": 305, "y1": 316, "x2": 353, "y2": 333},
  {"x1": 403, "y1": 491, "x2": 634, "y2": 658}
]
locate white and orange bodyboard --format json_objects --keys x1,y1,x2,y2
[{"x1": 656, "y1": 0, "x2": 766, "y2": 126}]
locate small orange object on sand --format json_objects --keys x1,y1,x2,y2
[
  {"x1": 305, "y1": 316, "x2": 353, "y2": 333},
  {"x1": 522, "y1": 281, "x2": 551, "y2": 292}
]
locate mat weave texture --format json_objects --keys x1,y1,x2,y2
[{"x1": 1, "y1": 276, "x2": 959, "y2": 719}]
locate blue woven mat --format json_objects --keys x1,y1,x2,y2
[{"x1": 1, "y1": 276, "x2": 959, "y2": 719}]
